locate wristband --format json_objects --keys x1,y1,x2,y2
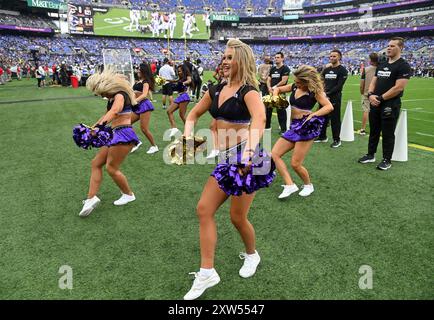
[
  {"x1": 378, "y1": 95, "x2": 384, "y2": 102},
  {"x1": 367, "y1": 92, "x2": 374, "y2": 98}
]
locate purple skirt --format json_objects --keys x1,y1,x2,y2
[
  {"x1": 174, "y1": 92, "x2": 190, "y2": 104},
  {"x1": 282, "y1": 115, "x2": 325, "y2": 142},
  {"x1": 107, "y1": 125, "x2": 139, "y2": 147},
  {"x1": 211, "y1": 143, "x2": 276, "y2": 196},
  {"x1": 133, "y1": 99, "x2": 154, "y2": 115}
]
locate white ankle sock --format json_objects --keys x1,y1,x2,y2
[
  {"x1": 247, "y1": 250, "x2": 258, "y2": 257},
  {"x1": 199, "y1": 268, "x2": 215, "y2": 277}
]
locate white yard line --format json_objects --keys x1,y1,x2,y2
[
  {"x1": 416, "y1": 132, "x2": 434, "y2": 137},
  {"x1": 402, "y1": 98, "x2": 434, "y2": 102},
  {"x1": 408, "y1": 117, "x2": 434, "y2": 123}
]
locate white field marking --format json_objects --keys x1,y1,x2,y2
[
  {"x1": 402, "y1": 98, "x2": 434, "y2": 102},
  {"x1": 408, "y1": 117, "x2": 434, "y2": 123},
  {"x1": 94, "y1": 23, "x2": 130, "y2": 30},
  {"x1": 407, "y1": 109, "x2": 434, "y2": 115},
  {"x1": 416, "y1": 132, "x2": 434, "y2": 137},
  {"x1": 404, "y1": 88, "x2": 434, "y2": 90}
]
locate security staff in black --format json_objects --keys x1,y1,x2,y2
[
  {"x1": 266, "y1": 52, "x2": 290, "y2": 133},
  {"x1": 358, "y1": 37, "x2": 412, "y2": 170},
  {"x1": 317, "y1": 49, "x2": 348, "y2": 148}
]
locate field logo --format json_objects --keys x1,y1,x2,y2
[
  {"x1": 58, "y1": 265, "x2": 73, "y2": 290},
  {"x1": 104, "y1": 17, "x2": 129, "y2": 25},
  {"x1": 358, "y1": 265, "x2": 373, "y2": 290}
]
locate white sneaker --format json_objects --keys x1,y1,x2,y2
[
  {"x1": 146, "y1": 145, "x2": 159, "y2": 154},
  {"x1": 79, "y1": 196, "x2": 101, "y2": 217},
  {"x1": 130, "y1": 141, "x2": 142, "y2": 153},
  {"x1": 113, "y1": 193, "x2": 136, "y2": 206},
  {"x1": 183, "y1": 269, "x2": 220, "y2": 300},
  {"x1": 299, "y1": 184, "x2": 314, "y2": 197},
  {"x1": 278, "y1": 184, "x2": 299, "y2": 199},
  {"x1": 206, "y1": 149, "x2": 220, "y2": 159},
  {"x1": 239, "y1": 250, "x2": 261, "y2": 278},
  {"x1": 169, "y1": 128, "x2": 180, "y2": 137}
]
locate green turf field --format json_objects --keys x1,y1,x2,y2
[
  {"x1": 0, "y1": 74, "x2": 432, "y2": 299},
  {"x1": 93, "y1": 8, "x2": 209, "y2": 40}
]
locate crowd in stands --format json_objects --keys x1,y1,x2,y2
[
  {"x1": 0, "y1": 0, "x2": 432, "y2": 85},
  {"x1": 302, "y1": 0, "x2": 393, "y2": 12},
  {"x1": 2, "y1": 1, "x2": 431, "y2": 34},
  {"x1": 214, "y1": 11, "x2": 433, "y2": 38},
  {"x1": 69, "y1": 0, "x2": 420, "y2": 17},
  {"x1": 303, "y1": 0, "x2": 353, "y2": 6},
  {"x1": 0, "y1": 13, "x2": 57, "y2": 30},
  {"x1": 1, "y1": 33, "x2": 432, "y2": 86},
  {"x1": 73, "y1": 0, "x2": 285, "y2": 16}
]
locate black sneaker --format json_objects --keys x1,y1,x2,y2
[
  {"x1": 358, "y1": 154, "x2": 376, "y2": 163},
  {"x1": 314, "y1": 137, "x2": 328, "y2": 143},
  {"x1": 330, "y1": 140, "x2": 341, "y2": 148},
  {"x1": 377, "y1": 159, "x2": 392, "y2": 170}
]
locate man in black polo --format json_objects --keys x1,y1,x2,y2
[
  {"x1": 358, "y1": 37, "x2": 412, "y2": 170},
  {"x1": 317, "y1": 49, "x2": 348, "y2": 148},
  {"x1": 266, "y1": 52, "x2": 290, "y2": 133}
]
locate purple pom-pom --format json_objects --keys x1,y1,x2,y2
[
  {"x1": 211, "y1": 149, "x2": 276, "y2": 196},
  {"x1": 73, "y1": 124, "x2": 93, "y2": 150},
  {"x1": 90, "y1": 124, "x2": 113, "y2": 148},
  {"x1": 72, "y1": 124, "x2": 113, "y2": 150},
  {"x1": 292, "y1": 115, "x2": 324, "y2": 137}
]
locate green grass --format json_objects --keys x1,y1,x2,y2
[
  {"x1": 0, "y1": 76, "x2": 433, "y2": 299},
  {"x1": 93, "y1": 9, "x2": 209, "y2": 40}
]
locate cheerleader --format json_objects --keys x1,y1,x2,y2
[
  {"x1": 182, "y1": 39, "x2": 275, "y2": 300},
  {"x1": 79, "y1": 68, "x2": 139, "y2": 217},
  {"x1": 271, "y1": 65, "x2": 333, "y2": 199},
  {"x1": 167, "y1": 64, "x2": 192, "y2": 137},
  {"x1": 130, "y1": 63, "x2": 158, "y2": 154}
]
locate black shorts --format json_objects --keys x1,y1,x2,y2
[{"x1": 162, "y1": 83, "x2": 174, "y2": 96}]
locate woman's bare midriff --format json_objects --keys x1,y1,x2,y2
[
  {"x1": 112, "y1": 113, "x2": 132, "y2": 128},
  {"x1": 291, "y1": 106, "x2": 312, "y2": 120},
  {"x1": 215, "y1": 119, "x2": 250, "y2": 150}
]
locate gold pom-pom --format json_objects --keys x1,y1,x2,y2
[
  {"x1": 167, "y1": 135, "x2": 207, "y2": 165},
  {"x1": 155, "y1": 75, "x2": 166, "y2": 86},
  {"x1": 274, "y1": 94, "x2": 289, "y2": 109},
  {"x1": 262, "y1": 94, "x2": 274, "y2": 108},
  {"x1": 262, "y1": 94, "x2": 288, "y2": 109}
]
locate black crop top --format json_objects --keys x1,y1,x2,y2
[
  {"x1": 106, "y1": 91, "x2": 132, "y2": 114},
  {"x1": 132, "y1": 80, "x2": 148, "y2": 93},
  {"x1": 289, "y1": 84, "x2": 317, "y2": 111},
  {"x1": 208, "y1": 82, "x2": 257, "y2": 124}
]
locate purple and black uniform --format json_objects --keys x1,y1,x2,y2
[
  {"x1": 106, "y1": 91, "x2": 139, "y2": 147},
  {"x1": 174, "y1": 77, "x2": 191, "y2": 104},
  {"x1": 282, "y1": 84, "x2": 325, "y2": 142},
  {"x1": 132, "y1": 80, "x2": 155, "y2": 114},
  {"x1": 207, "y1": 82, "x2": 275, "y2": 196}
]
